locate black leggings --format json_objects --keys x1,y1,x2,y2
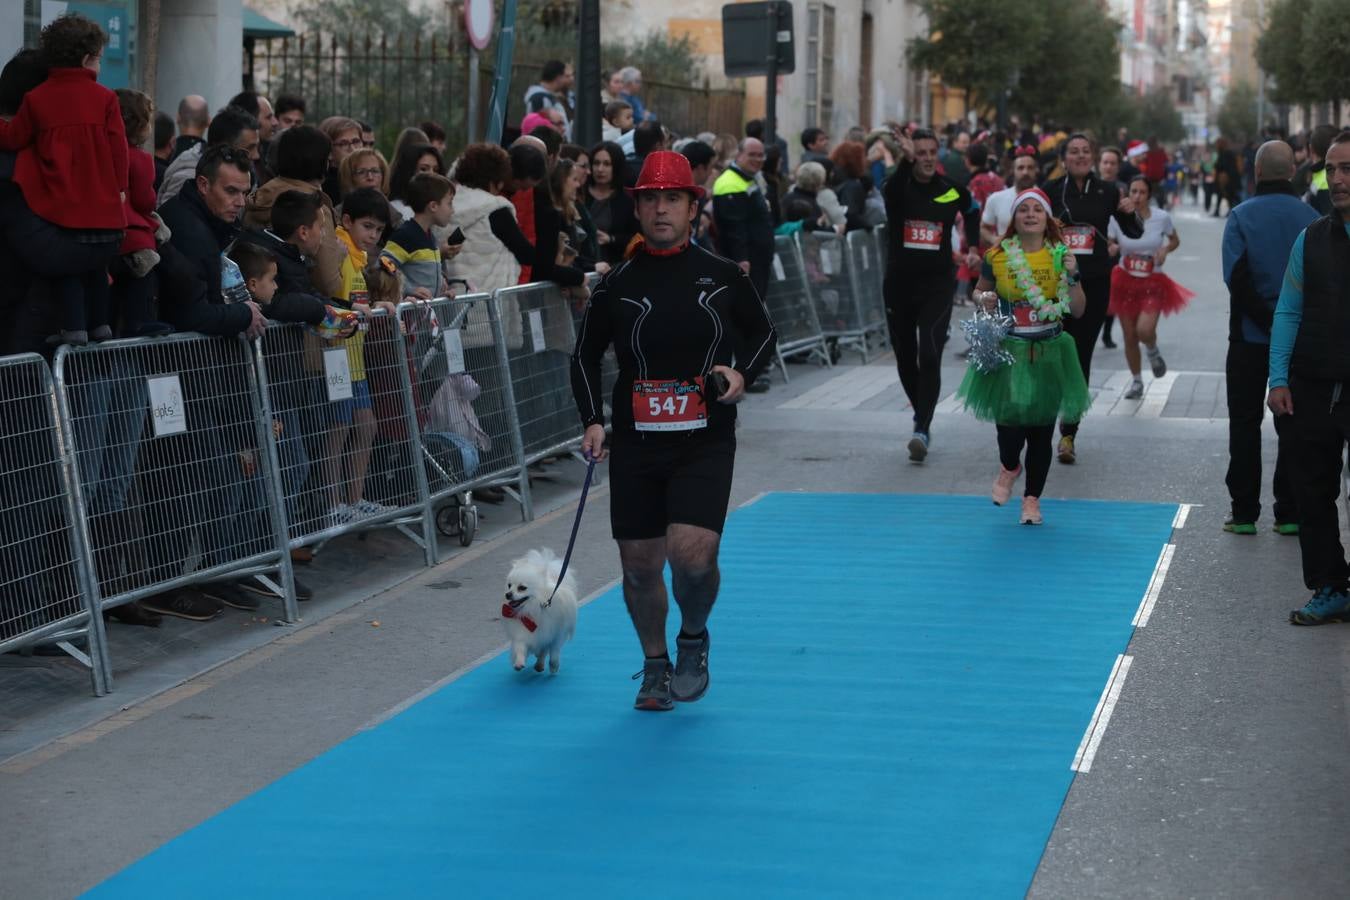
[
  {"x1": 1060, "y1": 272, "x2": 1110, "y2": 436},
  {"x1": 997, "y1": 423, "x2": 1055, "y2": 498},
  {"x1": 885, "y1": 272, "x2": 954, "y2": 433}
]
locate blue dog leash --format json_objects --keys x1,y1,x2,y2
[{"x1": 544, "y1": 455, "x2": 596, "y2": 607}]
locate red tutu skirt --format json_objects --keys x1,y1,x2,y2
[{"x1": 1108, "y1": 267, "x2": 1194, "y2": 317}]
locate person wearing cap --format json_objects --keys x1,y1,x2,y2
[
  {"x1": 957, "y1": 187, "x2": 1090, "y2": 525},
  {"x1": 1043, "y1": 132, "x2": 1142, "y2": 464},
  {"x1": 570, "y1": 150, "x2": 777, "y2": 711},
  {"x1": 883, "y1": 127, "x2": 982, "y2": 463}
]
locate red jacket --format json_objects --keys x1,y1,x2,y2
[
  {"x1": 510, "y1": 187, "x2": 537, "y2": 284},
  {"x1": 0, "y1": 67, "x2": 128, "y2": 230},
  {"x1": 1143, "y1": 147, "x2": 1168, "y2": 183},
  {"x1": 120, "y1": 147, "x2": 157, "y2": 254}
]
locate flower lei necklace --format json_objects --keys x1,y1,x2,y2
[{"x1": 1000, "y1": 236, "x2": 1072, "y2": 322}]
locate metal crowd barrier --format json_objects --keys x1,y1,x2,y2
[
  {"x1": 496, "y1": 282, "x2": 589, "y2": 488},
  {"x1": 0, "y1": 353, "x2": 108, "y2": 695},
  {"x1": 254, "y1": 309, "x2": 436, "y2": 566},
  {"x1": 53, "y1": 334, "x2": 297, "y2": 689},
  {"x1": 398, "y1": 293, "x2": 532, "y2": 534},
  {"x1": 800, "y1": 230, "x2": 886, "y2": 362},
  {"x1": 5, "y1": 281, "x2": 608, "y2": 696},
  {"x1": 766, "y1": 234, "x2": 831, "y2": 379}
]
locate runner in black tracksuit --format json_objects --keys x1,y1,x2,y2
[
  {"x1": 1044, "y1": 133, "x2": 1144, "y2": 463},
  {"x1": 883, "y1": 129, "x2": 981, "y2": 462}
]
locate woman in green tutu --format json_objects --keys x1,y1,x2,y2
[{"x1": 956, "y1": 187, "x2": 1091, "y2": 525}]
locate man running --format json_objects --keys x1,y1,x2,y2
[
  {"x1": 1043, "y1": 133, "x2": 1143, "y2": 463},
  {"x1": 571, "y1": 151, "x2": 777, "y2": 710},
  {"x1": 883, "y1": 128, "x2": 981, "y2": 462}
]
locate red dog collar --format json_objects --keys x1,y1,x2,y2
[{"x1": 501, "y1": 603, "x2": 537, "y2": 632}]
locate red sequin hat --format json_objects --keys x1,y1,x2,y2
[{"x1": 627, "y1": 150, "x2": 706, "y2": 200}]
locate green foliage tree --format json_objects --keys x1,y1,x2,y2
[
  {"x1": 1133, "y1": 87, "x2": 1187, "y2": 143},
  {"x1": 1256, "y1": 0, "x2": 1314, "y2": 106},
  {"x1": 1217, "y1": 81, "x2": 1259, "y2": 142},
  {"x1": 909, "y1": 0, "x2": 1123, "y2": 127},
  {"x1": 1302, "y1": 0, "x2": 1350, "y2": 107}
]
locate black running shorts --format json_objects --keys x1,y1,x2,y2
[{"x1": 608, "y1": 431, "x2": 736, "y2": 541}]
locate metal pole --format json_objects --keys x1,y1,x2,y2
[
  {"x1": 764, "y1": 0, "x2": 778, "y2": 145},
  {"x1": 484, "y1": 0, "x2": 518, "y2": 145},
  {"x1": 574, "y1": 0, "x2": 601, "y2": 148},
  {"x1": 468, "y1": 47, "x2": 480, "y2": 143}
]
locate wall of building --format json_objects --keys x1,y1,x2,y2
[
  {"x1": 156, "y1": 0, "x2": 243, "y2": 113},
  {"x1": 602, "y1": 0, "x2": 924, "y2": 161}
]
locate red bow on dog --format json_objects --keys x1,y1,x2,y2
[{"x1": 501, "y1": 603, "x2": 537, "y2": 632}]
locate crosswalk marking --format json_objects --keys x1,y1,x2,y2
[
  {"x1": 778, "y1": 360, "x2": 897, "y2": 410},
  {"x1": 780, "y1": 365, "x2": 1225, "y2": 420}
]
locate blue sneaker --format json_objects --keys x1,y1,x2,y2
[
  {"x1": 1289, "y1": 587, "x2": 1350, "y2": 626},
  {"x1": 907, "y1": 431, "x2": 929, "y2": 462}
]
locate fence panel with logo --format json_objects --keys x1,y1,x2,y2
[
  {"x1": 0, "y1": 353, "x2": 109, "y2": 695},
  {"x1": 53, "y1": 334, "x2": 296, "y2": 686},
  {"x1": 495, "y1": 283, "x2": 586, "y2": 508},
  {"x1": 397, "y1": 294, "x2": 532, "y2": 523},
  {"x1": 254, "y1": 310, "x2": 436, "y2": 565},
  {"x1": 765, "y1": 234, "x2": 831, "y2": 376}
]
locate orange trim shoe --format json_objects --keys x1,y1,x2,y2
[
  {"x1": 1020, "y1": 496, "x2": 1043, "y2": 525},
  {"x1": 992, "y1": 465, "x2": 1022, "y2": 506}
]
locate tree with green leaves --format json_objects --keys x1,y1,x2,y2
[
  {"x1": 908, "y1": 0, "x2": 1123, "y2": 127},
  {"x1": 1256, "y1": 0, "x2": 1314, "y2": 107},
  {"x1": 1302, "y1": 0, "x2": 1350, "y2": 109},
  {"x1": 1217, "y1": 81, "x2": 1260, "y2": 142}
]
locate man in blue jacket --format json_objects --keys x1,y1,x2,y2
[{"x1": 1221, "y1": 140, "x2": 1317, "y2": 537}]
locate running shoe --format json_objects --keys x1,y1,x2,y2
[
  {"x1": 1101, "y1": 333, "x2": 1117, "y2": 349},
  {"x1": 1057, "y1": 435, "x2": 1076, "y2": 465},
  {"x1": 1289, "y1": 587, "x2": 1350, "y2": 626},
  {"x1": 327, "y1": 503, "x2": 354, "y2": 529},
  {"x1": 908, "y1": 431, "x2": 929, "y2": 463},
  {"x1": 1223, "y1": 516, "x2": 1257, "y2": 535},
  {"x1": 239, "y1": 576, "x2": 315, "y2": 602},
  {"x1": 1273, "y1": 522, "x2": 1300, "y2": 536},
  {"x1": 1148, "y1": 347, "x2": 1167, "y2": 378},
  {"x1": 992, "y1": 465, "x2": 1022, "y2": 506},
  {"x1": 353, "y1": 499, "x2": 394, "y2": 518},
  {"x1": 1124, "y1": 378, "x2": 1144, "y2": 400},
  {"x1": 671, "y1": 630, "x2": 710, "y2": 703},
  {"x1": 141, "y1": 588, "x2": 224, "y2": 622},
  {"x1": 632, "y1": 658, "x2": 674, "y2": 711},
  {"x1": 1020, "y1": 496, "x2": 1043, "y2": 525},
  {"x1": 201, "y1": 580, "x2": 261, "y2": 612}
]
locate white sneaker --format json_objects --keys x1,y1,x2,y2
[
  {"x1": 1147, "y1": 348, "x2": 1167, "y2": 378},
  {"x1": 327, "y1": 503, "x2": 354, "y2": 529},
  {"x1": 352, "y1": 499, "x2": 392, "y2": 518},
  {"x1": 1124, "y1": 378, "x2": 1144, "y2": 400}
]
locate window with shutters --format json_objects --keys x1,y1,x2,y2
[{"x1": 806, "y1": 3, "x2": 835, "y2": 130}]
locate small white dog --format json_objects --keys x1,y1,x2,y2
[{"x1": 501, "y1": 549, "x2": 578, "y2": 673}]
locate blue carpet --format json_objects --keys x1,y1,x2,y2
[{"x1": 88, "y1": 493, "x2": 1176, "y2": 899}]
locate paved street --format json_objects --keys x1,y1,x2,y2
[{"x1": 4, "y1": 202, "x2": 1349, "y2": 897}]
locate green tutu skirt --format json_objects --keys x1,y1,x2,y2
[{"x1": 956, "y1": 332, "x2": 1092, "y2": 426}]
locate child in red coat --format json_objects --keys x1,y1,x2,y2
[
  {"x1": 111, "y1": 88, "x2": 172, "y2": 336},
  {"x1": 0, "y1": 14, "x2": 128, "y2": 345}
]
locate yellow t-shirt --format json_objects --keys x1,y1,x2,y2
[
  {"x1": 333, "y1": 227, "x2": 369, "y2": 382},
  {"x1": 983, "y1": 244, "x2": 1062, "y2": 336}
]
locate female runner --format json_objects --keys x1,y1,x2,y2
[
  {"x1": 1106, "y1": 176, "x2": 1193, "y2": 399},
  {"x1": 957, "y1": 188, "x2": 1091, "y2": 525}
]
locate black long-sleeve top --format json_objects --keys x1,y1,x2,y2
[
  {"x1": 883, "y1": 159, "x2": 980, "y2": 276},
  {"x1": 1044, "y1": 173, "x2": 1144, "y2": 279},
  {"x1": 571, "y1": 242, "x2": 777, "y2": 435}
]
